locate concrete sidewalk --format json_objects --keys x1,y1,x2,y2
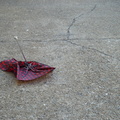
[{"x1": 0, "y1": 0, "x2": 120, "y2": 120}]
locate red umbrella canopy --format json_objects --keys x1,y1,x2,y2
[{"x1": 0, "y1": 58, "x2": 55, "y2": 80}]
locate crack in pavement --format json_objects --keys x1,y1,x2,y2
[
  {"x1": 65, "y1": 4, "x2": 120, "y2": 61},
  {"x1": 1, "y1": 37, "x2": 120, "y2": 43},
  {"x1": 67, "y1": 4, "x2": 97, "y2": 40},
  {"x1": 67, "y1": 13, "x2": 84, "y2": 39},
  {"x1": 0, "y1": 37, "x2": 120, "y2": 61},
  {"x1": 89, "y1": 4, "x2": 97, "y2": 12},
  {"x1": 0, "y1": 38, "x2": 120, "y2": 61},
  {"x1": 63, "y1": 40, "x2": 120, "y2": 61}
]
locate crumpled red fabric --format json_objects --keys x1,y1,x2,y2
[{"x1": 0, "y1": 58, "x2": 55, "y2": 80}]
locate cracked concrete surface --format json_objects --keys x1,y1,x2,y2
[
  {"x1": 67, "y1": 4, "x2": 97, "y2": 39},
  {"x1": 0, "y1": 0, "x2": 120, "y2": 120}
]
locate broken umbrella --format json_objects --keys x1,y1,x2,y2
[{"x1": 0, "y1": 37, "x2": 55, "y2": 80}]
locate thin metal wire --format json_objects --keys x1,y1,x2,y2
[
  {"x1": 14, "y1": 36, "x2": 27, "y2": 63},
  {"x1": 14, "y1": 36, "x2": 41, "y2": 77}
]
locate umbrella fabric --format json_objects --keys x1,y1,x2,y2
[{"x1": 0, "y1": 58, "x2": 55, "y2": 80}]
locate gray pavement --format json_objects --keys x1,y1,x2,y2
[{"x1": 0, "y1": 0, "x2": 120, "y2": 120}]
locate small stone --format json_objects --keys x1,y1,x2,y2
[
  {"x1": 26, "y1": 29, "x2": 29, "y2": 32},
  {"x1": 105, "y1": 93, "x2": 108, "y2": 95},
  {"x1": 14, "y1": 36, "x2": 18, "y2": 40},
  {"x1": 43, "y1": 104, "x2": 46, "y2": 106}
]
